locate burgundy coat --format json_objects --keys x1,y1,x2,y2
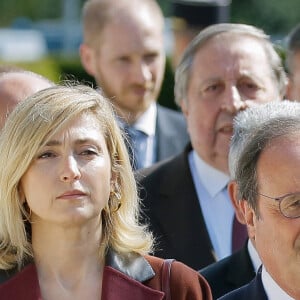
[{"x1": 0, "y1": 250, "x2": 212, "y2": 300}]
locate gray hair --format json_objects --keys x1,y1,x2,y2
[
  {"x1": 285, "y1": 23, "x2": 300, "y2": 74},
  {"x1": 230, "y1": 100, "x2": 300, "y2": 216},
  {"x1": 174, "y1": 23, "x2": 287, "y2": 106}
]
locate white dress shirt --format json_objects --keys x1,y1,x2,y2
[
  {"x1": 188, "y1": 150, "x2": 234, "y2": 260},
  {"x1": 262, "y1": 265, "x2": 295, "y2": 299},
  {"x1": 247, "y1": 239, "x2": 261, "y2": 272}
]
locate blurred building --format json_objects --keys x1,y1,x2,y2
[{"x1": 171, "y1": 0, "x2": 231, "y2": 68}]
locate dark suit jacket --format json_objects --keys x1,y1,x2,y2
[
  {"x1": 200, "y1": 242, "x2": 256, "y2": 299},
  {"x1": 138, "y1": 144, "x2": 216, "y2": 270},
  {"x1": 0, "y1": 250, "x2": 212, "y2": 300},
  {"x1": 218, "y1": 267, "x2": 267, "y2": 300},
  {"x1": 155, "y1": 104, "x2": 189, "y2": 162}
]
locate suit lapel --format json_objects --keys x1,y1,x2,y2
[
  {"x1": 155, "y1": 146, "x2": 216, "y2": 269},
  {"x1": 225, "y1": 243, "x2": 256, "y2": 288},
  {"x1": 102, "y1": 266, "x2": 164, "y2": 300},
  {"x1": 245, "y1": 268, "x2": 268, "y2": 300}
]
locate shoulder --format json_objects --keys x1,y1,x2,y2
[
  {"x1": 156, "y1": 105, "x2": 184, "y2": 122},
  {"x1": 218, "y1": 271, "x2": 266, "y2": 300},
  {"x1": 137, "y1": 154, "x2": 180, "y2": 180},
  {"x1": 200, "y1": 252, "x2": 236, "y2": 280},
  {"x1": 218, "y1": 284, "x2": 251, "y2": 300},
  {"x1": 145, "y1": 256, "x2": 212, "y2": 300},
  {"x1": 0, "y1": 264, "x2": 39, "y2": 298},
  {"x1": 137, "y1": 144, "x2": 191, "y2": 181}
]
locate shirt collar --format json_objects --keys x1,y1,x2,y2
[
  {"x1": 127, "y1": 102, "x2": 157, "y2": 136},
  {"x1": 247, "y1": 239, "x2": 261, "y2": 272},
  {"x1": 262, "y1": 265, "x2": 295, "y2": 300},
  {"x1": 192, "y1": 150, "x2": 229, "y2": 197}
]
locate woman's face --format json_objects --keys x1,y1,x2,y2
[{"x1": 20, "y1": 113, "x2": 112, "y2": 226}]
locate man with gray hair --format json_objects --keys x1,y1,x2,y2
[
  {"x1": 138, "y1": 23, "x2": 287, "y2": 270},
  {"x1": 219, "y1": 100, "x2": 300, "y2": 299}
]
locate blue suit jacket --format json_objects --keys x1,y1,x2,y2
[
  {"x1": 155, "y1": 104, "x2": 189, "y2": 161},
  {"x1": 200, "y1": 242, "x2": 256, "y2": 299},
  {"x1": 218, "y1": 267, "x2": 267, "y2": 300}
]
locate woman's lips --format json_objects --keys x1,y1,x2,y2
[{"x1": 57, "y1": 190, "x2": 87, "y2": 200}]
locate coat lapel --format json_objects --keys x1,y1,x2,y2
[
  {"x1": 156, "y1": 146, "x2": 216, "y2": 269},
  {"x1": 225, "y1": 243, "x2": 256, "y2": 288}
]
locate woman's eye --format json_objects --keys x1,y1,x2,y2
[
  {"x1": 80, "y1": 149, "x2": 99, "y2": 156},
  {"x1": 38, "y1": 152, "x2": 56, "y2": 159}
]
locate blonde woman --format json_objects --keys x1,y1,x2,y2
[{"x1": 0, "y1": 84, "x2": 211, "y2": 300}]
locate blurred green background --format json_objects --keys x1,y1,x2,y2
[{"x1": 0, "y1": 0, "x2": 299, "y2": 110}]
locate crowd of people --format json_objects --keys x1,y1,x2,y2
[{"x1": 0, "y1": 0, "x2": 299, "y2": 299}]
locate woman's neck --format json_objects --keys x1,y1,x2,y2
[{"x1": 31, "y1": 219, "x2": 104, "y2": 299}]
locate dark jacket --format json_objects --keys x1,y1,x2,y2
[
  {"x1": 155, "y1": 105, "x2": 189, "y2": 162},
  {"x1": 0, "y1": 250, "x2": 212, "y2": 300},
  {"x1": 218, "y1": 267, "x2": 267, "y2": 300},
  {"x1": 137, "y1": 145, "x2": 216, "y2": 270},
  {"x1": 200, "y1": 242, "x2": 256, "y2": 299}
]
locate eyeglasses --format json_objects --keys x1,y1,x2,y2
[{"x1": 258, "y1": 192, "x2": 300, "y2": 219}]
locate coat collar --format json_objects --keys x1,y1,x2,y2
[
  {"x1": 105, "y1": 249, "x2": 155, "y2": 282},
  {"x1": 0, "y1": 250, "x2": 163, "y2": 300}
]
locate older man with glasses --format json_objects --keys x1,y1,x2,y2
[{"x1": 219, "y1": 100, "x2": 300, "y2": 300}]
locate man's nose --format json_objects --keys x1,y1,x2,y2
[
  {"x1": 221, "y1": 86, "x2": 247, "y2": 113},
  {"x1": 132, "y1": 61, "x2": 152, "y2": 84}
]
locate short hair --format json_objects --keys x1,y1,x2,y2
[
  {"x1": 286, "y1": 23, "x2": 300, "y2": 74},
  {"x1": 174, "y1": 23, "x2": 287, "y2": 106},
  {"x1": 0, "y1": 84, "x2": 152, "y2": 269},
  {"x1": 82, "y1": 0, "x2": 164, "y2": 46},
  {"x1": 0, "y1": 69, "x2": 54, "y2": 86},
  {"x1": 230, "y1": 100, "x2": 300, "y2": 217}
]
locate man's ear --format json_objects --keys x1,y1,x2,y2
[
  {"x1": 228, "y1": 180, "x2": 245, "y2": 224},
  {"x1": 285, "y1": 76, "x2": 294, "y2": 100},
  {"x1": 180, "y1": 98, "x2": 189, "y2": 118},
  {"x1": 79, "y1": 43, "x2": 97, "y2": 76},
  {"x1": 240, "y1": 199, "x2": 256, "y2": 241}
]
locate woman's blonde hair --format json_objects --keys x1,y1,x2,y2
[{"x1": 0, "y1": 84, "x2": 153, "y2": 270}]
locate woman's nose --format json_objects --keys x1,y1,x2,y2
[{"x1": 60, "y1": 156, "x2": 81, "y2": 182}]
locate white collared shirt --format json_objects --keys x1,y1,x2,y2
[
  {"x1": 247, "y1": 239, "x2": 261, "y2": 272},
  {"x1": 262, "y1": 265, "x2": 295, "y2": 299},
  {"x1": 188, "y1": 150, "x2": 233, "y2": 260}
]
